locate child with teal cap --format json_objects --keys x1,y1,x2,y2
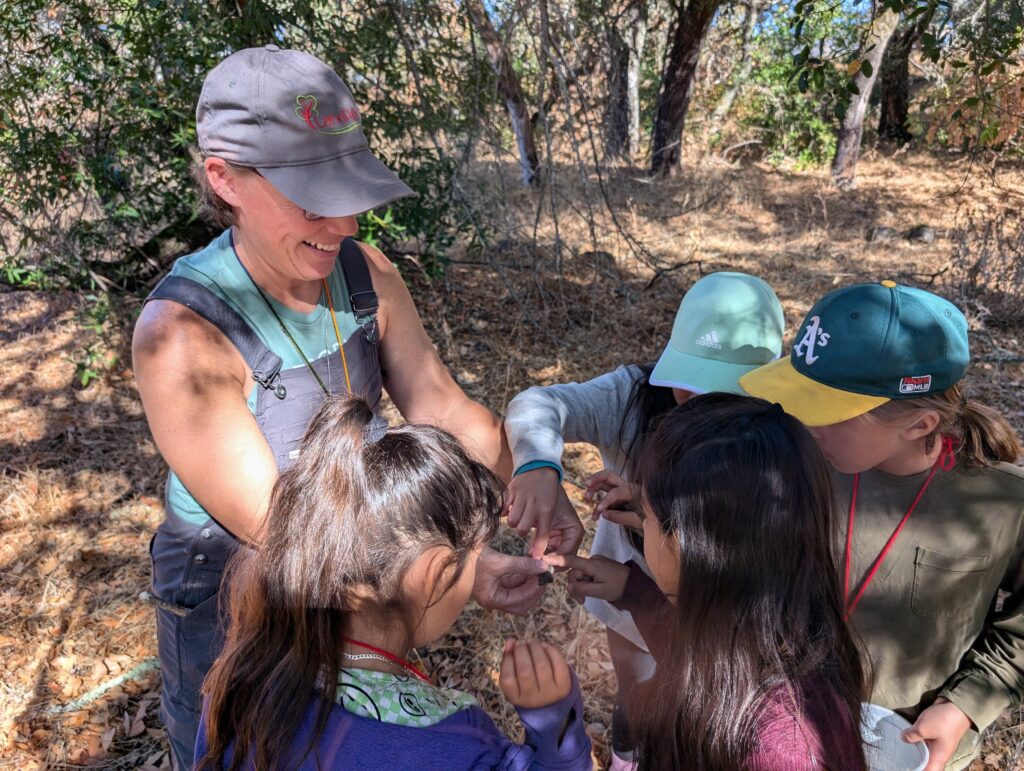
[
  {"x1": 741, "y1": 280, "x2": 1024, "y2": 771},
  {"x1": 503, "y1": 271, "x2": 786, "y2": 769}
]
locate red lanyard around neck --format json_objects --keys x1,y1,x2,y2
[
  {"x1": 342, "y1": 636, "x2": 431, "y2": 683},
  {"x1": 843, "y1": 435, "x2": 956, "y2": 620}
]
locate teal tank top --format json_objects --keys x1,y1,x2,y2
[{"x1": 164, "y1": 229, "x2": 359, "y2": 525}]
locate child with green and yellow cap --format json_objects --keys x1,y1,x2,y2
[{"x1": 741, "y1": 280, "x2": 1024, "y2": 771}]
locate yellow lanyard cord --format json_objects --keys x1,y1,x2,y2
[{"x1": 322, "y1": 278, "x2": 352, "y2": 394}]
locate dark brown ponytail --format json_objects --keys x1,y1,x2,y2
[{"x1": 197, "y1": 395, "x2": 504, "y2": 771}]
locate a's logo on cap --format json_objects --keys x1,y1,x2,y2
[
  {"x1": 793, "y1": 315, "x2": 830, "y2": 366},
  {"x1": 899, "y1": 375, "x2": 932, "y2": 394},
  {"x1": 294, "y1": 94, "x2": 361, "y2": 135}
]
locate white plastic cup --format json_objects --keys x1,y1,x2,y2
[{"x1": 860, "y1": 703, "x2": 929, "y2": 771}]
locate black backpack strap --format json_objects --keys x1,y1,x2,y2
[
  {"x1": 339, "y1": 237, "x2": 379, "y2": 345},
  {"x1": 147, "y1": 275, "x2": 285, "y2": 397}
]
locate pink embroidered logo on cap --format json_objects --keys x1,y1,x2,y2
[
  {"x1": 899, "y1": 375, "x2": 932, "y2": 394},
  {"x1": 294, "y1": 94, "x2": 361, "y2": 135}
]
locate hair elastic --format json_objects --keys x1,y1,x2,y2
[{"x1": 362, "y1": 414, "x2": 389, "y2": 445}]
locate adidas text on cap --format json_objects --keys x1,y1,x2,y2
[{"x1": 650, "y1": 272, "x2": 785, "y2": 395}]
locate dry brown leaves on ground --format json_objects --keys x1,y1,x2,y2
[{"x1": 1, "y1": 154, "x2": 1023, "y2": 769}]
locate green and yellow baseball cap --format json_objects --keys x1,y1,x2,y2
[
  {"x1": 739, "y1": 281, "x2": 970, "y2": 427},
  {"x1": 650, "y1": 272, "x2": 785, "y2": 394}
]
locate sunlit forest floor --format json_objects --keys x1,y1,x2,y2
[{"x1": 1, "y1": 153, "x2": 1022, "y2": 769}]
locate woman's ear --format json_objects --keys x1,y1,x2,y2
[
  {"x1": 900, "y1": 409, "x2": 941, "y2": 442},
  {"x1": 204, "y1": 157, "x2": 244, "y2": 207}
]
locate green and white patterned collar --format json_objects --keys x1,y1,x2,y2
[{"x1": 336, "y1": 667, "x2": 479, "y2": 727}]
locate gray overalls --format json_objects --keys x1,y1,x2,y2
[{"x1": 145, "y1": 238, "x2": 382, "y2": 769}]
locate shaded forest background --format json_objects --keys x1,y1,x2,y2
[
  {"x1": 2, "y1": 0, "x2": 1023, "y2": 298},
  {"x1": 1, "y1": 0, "x2": 1024, "y2": 769}
]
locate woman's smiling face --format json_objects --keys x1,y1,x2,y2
[{"x1": 210, "y1": 160, "x2": 359, "y2": 282}]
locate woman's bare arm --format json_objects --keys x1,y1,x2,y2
[{"x1": 132, "y1": 300, "x2": 277, "y2": 542}]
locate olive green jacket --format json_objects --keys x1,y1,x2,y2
[{"x1": 836, "y1": 461, "x2": 1024, "y2": 769}]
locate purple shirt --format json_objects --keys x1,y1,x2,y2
[
  {"x1": 614, "y1": 562, "x2": 863, "y2": 771},
  {"x1": 194, "y1": 673, "x2": 592, "y2": 770}
]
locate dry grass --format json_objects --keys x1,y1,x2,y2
[{"x1": 1, "y1": 153, "x2": 1022, "y2": 769}]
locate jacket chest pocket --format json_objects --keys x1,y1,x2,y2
[{"x1": 911, "y1": 547, "x2": 990, "y2": 619}]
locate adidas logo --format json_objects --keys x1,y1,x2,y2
[{"x1": 696, "y1": 330, "x2": 722, "y2": 349}]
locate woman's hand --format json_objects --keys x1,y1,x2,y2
[
  {"x1": 546, "y1": 553, "x2": 630, "y2": 604},
  {"x1": 585, "y1": 470, "x2": 643, "y2": 531},
  {"x1": 507, "y1": 468, "x2": 584, "y2": 559},
  {"x1": 471, "y1": 547, "x2": 548, "y2": 615},
  {"x1": 901, "y1": 697, "x2": 972, "y2": 771},
  {"x1": 500, "y1": 639, "x2": 572, "y2": 709}
]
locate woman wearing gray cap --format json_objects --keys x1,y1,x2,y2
[{"x1": 132, "y1": 46, "x2": 580, "y2": 769}]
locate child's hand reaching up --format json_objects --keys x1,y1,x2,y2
[
  {"x1": 500, "y1": 639, "x2": 572, "y2": 708},
  {"x1": 507, "y1": 468, "x2": 585, "y2": 559},
  {"x1": 585, "y1": 470, "x2": 643, "y2": 531},
  {"x1": 546, "y1": 554, "x2": 630, "y2": 604}
]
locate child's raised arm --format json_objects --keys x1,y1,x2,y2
[
  {"x1": 505, "y1": 365, "x2": 645, "y2": 557},
  {"x1": 499, "y1": 640, "x2": 592, "y2": 770}
]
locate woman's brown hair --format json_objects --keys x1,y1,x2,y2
[
  {"x1": 190, "y1": 155, "x2": 254, "y2": 228},
  {"x1": 196, "y1": 396, "x2": 504, "y2": 771},
  {"x1": 868, "y1": 383, "x2": 1022, "y2": 468}
]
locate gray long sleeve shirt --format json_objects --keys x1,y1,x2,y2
[{"x1": 506, "y1": 365, "x2": 657, "y2": 653}]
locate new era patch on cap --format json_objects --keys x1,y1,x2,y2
[
  {"x1": 197, "y1": 45, "x2": 414, "y2": 217},
  {"x1": 740, "y1": 281, "x2": 970, "y2": 426},
  {"x1": 650, "y1": 272, "x2": 785, "y2": 395}
]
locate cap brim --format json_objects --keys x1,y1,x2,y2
[
  {"x1": 650, "y1": 348, "x2": 765, "y2": 395},
  {"x1": 258, "y1": 149, "x2": 415, "y2": 217},
  {"x1": 739, "y1": 358, "x2": 889, "y2": 427}
]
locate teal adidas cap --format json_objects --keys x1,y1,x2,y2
[
  {"x1": 650, "y1": 272, "x2": 785, "y2": 394},
  {"x1": 740, "y1": 281, "x2": 970, "y2": 426}
]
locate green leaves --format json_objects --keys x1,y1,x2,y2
[{"x1": 1, "y1": 0, "x2": 485, "y2": 289}]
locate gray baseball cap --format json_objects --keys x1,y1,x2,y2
[{"x1": 197, "y1": 45, "x2": 414, "y2": 217}]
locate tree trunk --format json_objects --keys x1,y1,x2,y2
[
  {"x1": 877, "y1": 18, "x2": 928, "y2": 143},
  {"x1": 649, "y1": 0, "x2": 722, "y2": 176},
  {"x1": 605, "y1": 25, "x2": 631, "y2": 158},
  {"x1": 710, "y1": 0, "x2": 762, "y2": 126},
  {"x1": 831, "y1": 8, "x2": 901, "y2": 189},
  {"x1": 624, "y1": 1, "x2": 647, "y2": 159},
  {"x1": 604, "y1": 0, "x2": 647, "y2": 160},
  {"x1": 465, "y1": 0, "x2": 540, "y2": 186}
]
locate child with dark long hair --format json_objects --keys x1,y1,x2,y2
[
  {"x1": 194, "y1": 396, "x2": 591, "y2": 771},
  {"x1": 742, "y1": 281, "x2": 1024, "y2": 770},
  {"x1": 504, "y1": 272, "x2": 785, "y2": 769},
  {"x1": 552, "y1": 393, "x2": 868, "y2": 770}
]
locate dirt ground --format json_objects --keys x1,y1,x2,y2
[{"x1": 1, "y1": 153, "x2": 1023, "y2": 769}]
